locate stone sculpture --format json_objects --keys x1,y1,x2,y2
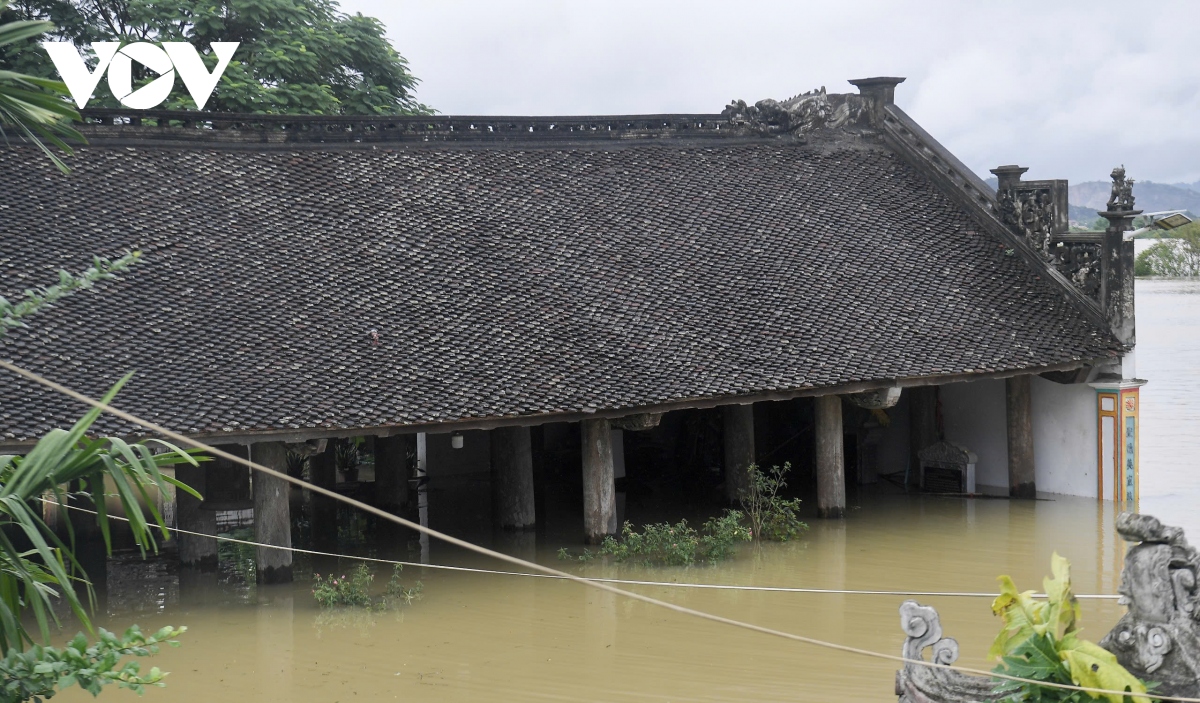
[
  {"x1": 895, "y1": 513, "x2": 1200, "y2": 701},
  {"x1": 1101, "y1": 513, "x2": 1200, "y2": 699},
  {"x1": 1107, "y1": 166, "x2": 1136, "y2": 213},
  {"x1": 722, "y1": 87, "x2": 868, "y2": 136}
]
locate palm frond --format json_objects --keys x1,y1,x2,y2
[{"x1": 0, "y1": 377, "x2": 203, "y2": 653}]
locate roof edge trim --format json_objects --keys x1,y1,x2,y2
[
  {"x1": 0, "y1": 357, "x2": 1112, "y2": 451},
  {"x1": 880, "y1": 105, "x2": 1111, "y2": 332}
]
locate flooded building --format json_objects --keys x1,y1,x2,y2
[{"x1": 0, "y1": 77, "x2": 1143, "y2": 582}]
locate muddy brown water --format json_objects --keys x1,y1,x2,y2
[{"x1": 53, "y1": 279, "x2": 1198, "y2": 702}]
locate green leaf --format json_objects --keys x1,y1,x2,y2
[{"x1": 1059, "y1": 634, "x2": 1149, "y2": 703}]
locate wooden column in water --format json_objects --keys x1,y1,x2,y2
[
  {"x1": 374, "y1": 434, "x2": 411, "y2": 512},
  {"x1": 908, "y1": 386, "x2": 938, "y2": 487},
  {"x1": 491, "y1": 426, "x2": 536, "y2": 530},
  {"x1": 581, "y1": 418, "x2": 617, "y2": 544},
  {"x1": 253, "y1": 441, "x2": 292, "y2": 584},
  {"x1": 815, "y1": 394, "x2": 845, "y2": 519},
  {"x1": 176, "y1": 462, "x2": 217, "y2": 570},
  {"x1": 723, "y1": 404, "x2": 754, "y2": 504},
  {"x1": 1006, "y1": 375, "x2": 1036, "y2": 498},
  {"x1": 309, "y1": 443, "x2": 337, "y2": 551}
]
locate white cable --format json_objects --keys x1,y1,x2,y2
[{"x1": 47, "y1": 500, "x2": 1119, "y2": 600}]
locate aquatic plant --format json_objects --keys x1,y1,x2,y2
[
  {"x1": 312, "y1": 564, "x2": 421, "y2": 609},
  {"x1": 741, "y1": 463, "x2": 808, "y2": 542},
  {"x1": 990, "y1": 553, "x2": 1148, "y2": 703},
  {"x1": 560, "y1": 510, "x2": 751, "y2": 567}
]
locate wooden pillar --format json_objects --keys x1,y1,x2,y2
[
  {"x1": 722, "y1": 404, "x2": 754, "y2": 504},
  {"x1": 309, "y1": 444, "x2": 337, "y2": 551},
  {"x1": 908, "y1": 386, "x2": 938, "y2": 487},
  {"x1": 1006, "y1": 375, "x2": 1036, "y2": 498},
  {"x1": 252, "y1": 441, "x2": 292, "y2": 584},
  {"x1": 815, "y1": 394, "x2": 845, "y2": 519},
  {"x1": 176, "y1": 462, "x2": 217, "y2": 570},
  {"x1": 581, "y1": 418, "x2": 616, "y2": 544},
  {"x1": 491, "y1": 426, "x2": 536, "y2": 530},
  {"x1": 374, "y1": 434, "x2": 411, "y2": 512}
]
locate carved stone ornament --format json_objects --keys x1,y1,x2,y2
[
  {"x1": 916, "y1": 441, "x2": 977, "y2": 467},
  {"x1": 849, "y1": 387, "x2": 902, "y2": 409},
  {"x1": 285, "y1": 437, "x2": 327, "y2": 457},
  {"x1": 1100, "y1": 513, "x2": 1200, "y2": 699},
  {"x1": 610, "y1": 412, "x2": 663, "y2": 431},
  {"x1": 895, "y1": 600, "x2": 1005, "y2": 702},
  {"x1": 1048, "y1": 240, "x2": 1101, "y2": 299},
  {"x1": 1106, "y1": 166, "x2": 1137, "y2": 213},
  {"x1": 894, "y1": 513, "x2": 1200, "y2": 702},
  {"x1": 997, "y1": 186, "x2": 1056, "y2": 258},
  {"x1": 722, "y1": 87, "x2": 870, "y2": 137}
]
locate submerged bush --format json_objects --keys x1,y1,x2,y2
[
  {"x1": 741, "y1": 463, "x2": 808, "y2": 542},
  {"x1": 312, "y1": 564, "x2": 421, "y2": 610},
  {"x1": 560, "y1": 510, "x2": 751, "y2": 567}
]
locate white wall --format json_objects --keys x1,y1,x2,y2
[
  {"x1": 1030, "y1": 377, "x2": 1097, "y2": 497},
  {"x1": 867, "y1": 392, "x2": 911, "y2": 482},
  {"x1": 938, "y1": 376, "x2": 1098, "y2": 498},
  {"x1": 941, "y1": 378, "x2": 1009, "y2": 489}
]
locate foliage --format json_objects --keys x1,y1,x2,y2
[
  {"x1": 990, "y1": 553, "x2": 1148, "y2": 703},
  {"x1": 561, "y1": 510, "x2": 751, "y2": 567},
  {"x1": 333, "y1": 438, "x2": 359, "y2": 475},
  {"x1": 0, "y1": 375, "x2": 200, "y2": 653},
  {"x1": 0, "y1": 0, "x2": 81, "y2": 172},
  {"x1": 740, "y1": 463, "x2": 808, "y2": 542},
  {"x1": 0, "y1": 0, "x2": 431, "y2": 115},
  {"x1": 0, "y1": 252, "x2": 140, "y2": 338},
  {"x1": 0, "y1": 625, "x2": 184, "y2": 703},
  {"x1": 312, "y1": 563, "x2": 420, "y2": 610},
  {"x1": 1135, "y1": 225, "x2": 1200, "y2": 277},
  {"x1": 284, "y1": 450, "x2": 307, "y2": 479}
]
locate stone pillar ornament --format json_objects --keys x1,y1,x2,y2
[
  {"x1": 1100, "y1": 165, "x2": 1141, "y2": 348},
  {"x1": 894, "y1": 513, "x2": 1200, "y2": 702}
]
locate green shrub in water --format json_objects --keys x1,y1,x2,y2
[
  {"x1": 741, "y1": 463, "x2": 808, "y2": 542},
  {"x1": 560, "y1": 510, "x2": 751, "y2": 567},
  {"x1": 312, "y1": 564, "x2": 421, "y2": 609}
]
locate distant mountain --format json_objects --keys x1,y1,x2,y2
[
  {"x1": 982, "y1": 176, "x2": 1197, "y2": 226},
  {"x1": 1070, "y1": 181, "x2": 1200, "y2": 217}
]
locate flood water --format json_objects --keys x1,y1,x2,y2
[{"x1": 54, "y1": 279, "x2": 1200, "y2": 702}]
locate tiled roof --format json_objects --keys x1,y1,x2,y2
[{"x1": 0, "y1": 129, "x2": 1122, "y2": 442}]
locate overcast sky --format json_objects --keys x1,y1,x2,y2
[{"x1": 342, "y1": 0, "x2": 1199, "y2": 185}]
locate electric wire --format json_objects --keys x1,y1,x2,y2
[
  {"x1": 1, "y1": 358, "x2": 1177, "y2": 702},
  {"x1": 47, "y1": 500, "x2": 1120, "y2": 600}
]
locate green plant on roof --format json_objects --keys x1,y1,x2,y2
[{"x1": 989, "y1": 553, "x2": 1149, "y2": 703}]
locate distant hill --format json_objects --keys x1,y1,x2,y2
[
  {"x1": 982, "y1": 176, "x2": 1198, "y2": 227},
  {"x1": 1070, "y1": 181, "x2": 1200, "y2": 217}
]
